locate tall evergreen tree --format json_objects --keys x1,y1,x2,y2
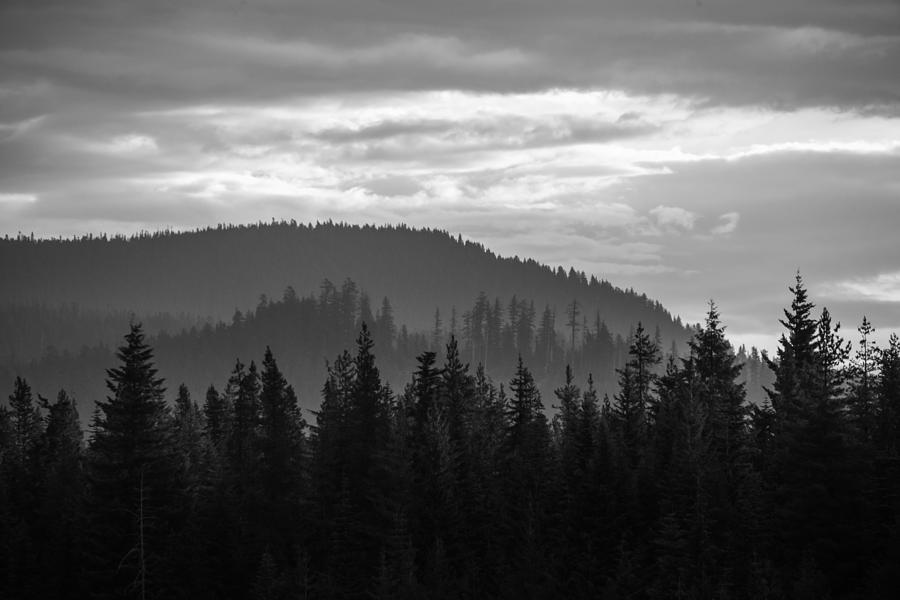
[
  {"x1": 765, "y1": 276, "x2": 868, "y2": 595},
  {"x1": 815, "y1": 308, "x2": 851, "y2": 406},
  {"x1": 202, "y1": 384, "x2": 230, "y2": 455},
  {"x1": 503, "y1": 357, "x2": 554, "y2": 596},
  {"x1": 173, "y1": 384, "x2": 204, "y2": 499},
  {"x1": 36, "y1": 390, "x2": 86, "y2": 598},
  {"x1": 87, "y1": 322, "x2": 180, "y2": 598},
  {"x1": 612, "y1": 322, "x2": 660, "y2": 467},
  {"x1": 258, "y1": 346, "x2": 307, "y2": 566},
  {"x1": 8, "y1": 377, "x2": 43, "y2": 466},
  {"x1": 1, "y1": 377, "x2": 44, "y2": 598},
  {"x1": 227, "y1": 359, "x2": 260, "y2": 485},
  {"x1": 849, "y1": 316, "x2": 879, "y2": 445},
  {"x1": 765, "y1": 273, "x2": 819, "y2": 424},
  {"x1": 876, "y1": 334, "x2": 900, "y2": 455}
]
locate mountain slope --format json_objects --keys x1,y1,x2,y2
[
  {"x1": 1, "y1": 222, "x2": 702, "y2": 417},
  {"x1": 0, "y1": 222, "x2": 688, "y2": 343}
]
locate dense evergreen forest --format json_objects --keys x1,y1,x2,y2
[{"x1": 2, "y1": 275, "x2": 898, "y2": 599}]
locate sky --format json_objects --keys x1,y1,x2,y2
[{"x1": 2, "y1": 0, "x2": 900, "y2": 352}]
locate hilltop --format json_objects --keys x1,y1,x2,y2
[{"x1": 1, "y1": 222, "x2": 707, "y2": 414}]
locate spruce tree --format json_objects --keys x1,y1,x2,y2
[
  {"x1": 37, "y1": 390, "x2": 87, "y2": 598},
  {"x1": 88, "y1": 322, "x2": 179, "y2": 598},
  {"x1": 173, "y1": 384, "x2": 204, "y2": 499},
  {"x1": 202, "y1": 384, "x2": 231, "y2": 455},
  {"x1": 876, "y1": 334, "x2": 900, "y2": 455},
  {"x1": 613, "y1": 322, "x2": 660, "y2": 467},
  {"x1": 503, "y1": 357, "x2": 553, "y2": 596},
  {"x1": 765, "y1": 276, "x2": 868, "y2": 595},
  {"x1": 258, "y1": 347, "x2": 306, "y2": 565},
  {"x1": 849, "y1": 316, "x2": 879, "y2": 445},
  {"x1": 2, "y1": 377, "x2": 44, "y2": 597},
  {"x1": 765, "y1": 273, "x2": 818, "y2": 423},
  {"x1": 8, "y1": 377, "x2": 43, "y2": 465}
]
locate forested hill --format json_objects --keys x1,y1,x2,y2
[{"x1": 0, "y1": 222, "x2": 689, "y2": 343}]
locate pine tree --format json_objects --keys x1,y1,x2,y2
[
  {"x1": 566, "y1": 300, "x2": 581, "y2": 360},
  {"x1": 869, "y1": 333, "x2": 900, "y2": 596},
  {"x1": 503, "y1": 357, "x2": 554, "y2": 595},
  {"x1": 173, "y1": 384, "x2": 204, "y2": 499},
  {"x1": 88, "y1": 322, "x2": 180, "y2": 598},
  {"x1": 876, "y1": 334, "x2": 900, "y2": 455},
  {"x1": 765, "y1": 273, "x2": 818, "y2": 424},
  {"x1": 506, "y1": 356, "x2": 543, "y2": 450},
  {"x1": 553, "y1": 365, "x2": 581, "y2": 503},
  {"x1": 8, "y1": 377, "x2": 43, "y2": 466},
  {"x1": 440, "y1": 336, "x2": 472, "y2": 446},
  {"x1": 227, "y1": 358, "x2": 260, "y2": 484},
  {"x1": 536, "y1": 305, "x2": 557, "y2": 374},
  {"x1": 849, "y1": 316, "x2": 879, "y2": 445},
  {"x1": 37, "y1": 390, "x2": 87, "y2": 598},
  {"x1": 259, "y1": 347, "x2": 305, "y2": 493},
  {"x1": 310, "y1": 350, "x2": 355, "y2": 594},
  {"x1": 337, "y1": 323, "x2": 394, "y2": 596},
  {"x1": 258, "y1": 347, "x2": 307, "y2": 565},
  {"x1": 410, "y1": 350, "x2": 440, "y2": 437},
  {"x1": 613, "y1": 322, "x2": 660, "y2": 467},
  {"x1": 0, "y1": 378, "x2": 44, "y2": 597},
  {"x1": 375, "y1": 297, "x2": 396, "y2": 357},
  {"x1": 815, "y1": 308, "x2": 851, "y2": 406},
  {"x1": 765, "y1": 276, "x2": 868, "y2": 595},
  {"x1": 683, "y1": 303, "x2": 756, "y2": 591},
  {"x1": 202, "y1": 383, "x2": 231, "y2": 454}
]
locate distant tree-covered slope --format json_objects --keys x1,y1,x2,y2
[
  {"x1": 3, "y1": 281, "x2": 772, "y2": 427},
  {"x1": 2, "y1": 283, "x2": 632, "y2": 423},
  {"x1": 0, "y1": 221, "x2": 689, "y2": 344}
]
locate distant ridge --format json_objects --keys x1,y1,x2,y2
[{"x1": 0, "y1": 221, "x2": 690, "y2": 344}]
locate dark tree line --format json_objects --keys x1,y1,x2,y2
[{"x1": 2, "y1": 274, "x2": 898, "y2": 599}]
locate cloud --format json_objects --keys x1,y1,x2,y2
[
  {"x1": 605, "y1": 146, "x2": 900, "y2": 350},
  {"x1": 711, "y1": 212, "x2": 740, "y2": 235},
  {"x1": 2, "y1": 0, "x2": 898, "y2": 112},
  {"x1": 821, "y1": 271, "x2": 900, "y2": 303},
  {"x1": 80, "y1": 134, "x2": 159, "y2": 155},
  {"x1": 649, "y1": 205, "x2": 697, "y2": 231},
  {"x1": 0, "y1": 192, "x2": 36, "y2": 204}
]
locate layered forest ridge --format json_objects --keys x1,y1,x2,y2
[
  {"x1": 1, "y1": 223, "x2": 896, "y2": 599},
  {"x1": 1, "y1": 271, "x2": 897, "y2": 598},
  {"x1": 2, "y1": 222, "x2": 771, "y2": 417}
]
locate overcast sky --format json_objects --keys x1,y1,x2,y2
[{"x1": 2, "y1": 0, "x2": 899, "y2": 351}]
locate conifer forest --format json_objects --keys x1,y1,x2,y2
[{"x1": 2, "y1": 271, "x2": 899, "y2": 599}]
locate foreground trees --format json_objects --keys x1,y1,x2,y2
[
  {"x1": 2, "y1": 277, "x2": 899, "y2": 599},
  {"x1": 87, "y1": 323, "x2": 182, "y2": 598}
]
